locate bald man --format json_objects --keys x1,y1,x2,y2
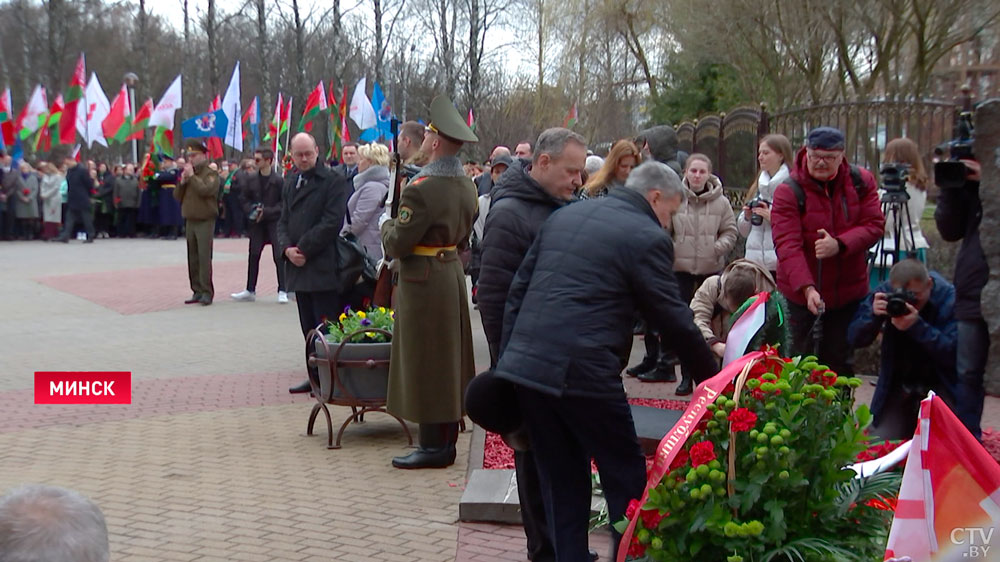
[{"x1": 277, "y1": 132, "x2": 352, "y2": 394}]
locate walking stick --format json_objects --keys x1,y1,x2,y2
[{"x1": 812, "y1": 258, "x2": 825, "y2": 357}]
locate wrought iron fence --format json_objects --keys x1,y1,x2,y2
[{"x1": 675, "y1": 97, "x2": 965, "y2": 205}]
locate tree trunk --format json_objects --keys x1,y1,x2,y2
[
  {"x1": 373, "y1": 0, "x2": 384, "y2": 85},
  {"x1": 465, "y1": 0, "x2": 481, "y2": 108},
  {"x1": 292, "y1": 0, "x2": 306, "y2": 103},
  {"x1": 206, "y1": 0, "x2": 219, "y2": 95},
  {"x1": 331, "y1": 0, "x2": 342, "y2": 75},
  {"x1": 255, "y1": 0, "x2": 271, "y2": 112},
  {"x1": 137, "y1": 0, "x2": 150, "y2": 100},
  {"x1": 46, "y1": 0, "x2": 63, "y2": 91}
]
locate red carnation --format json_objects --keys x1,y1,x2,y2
[
  {"x1": 22, "y1": 188, "x2": 30, "y2": 196},
  {"x1": 639, "y1": 508, "x2": 665, "y2": 530},
  {"x1": 669, "y1": 447, "x2": 689, "y2": 470},
  {"x1": 626, "y1": 498, "x2": 641, "y2": 520},
  {"x1": 690, "y1": 441, "x2": 716, "y2": 467},
  {"x1": 728, "y1": 407, "x2": 758, "y2": 432},
  {"x1": 628, "y1": 539, "x2": 647, "y2": 558}
]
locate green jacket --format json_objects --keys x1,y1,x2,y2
[{"x1": 175, "y1": 162, "x2": 220, "y2": 220}]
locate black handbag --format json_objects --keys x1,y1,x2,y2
[{"x1": 335, "y1": 232, "x2": 378, "y2": 295}]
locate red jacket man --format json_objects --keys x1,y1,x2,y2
[{"x1": 771, "y1": 127, "x2": 885, "y2": 375}]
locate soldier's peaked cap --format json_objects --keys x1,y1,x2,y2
[{"x1": 427, "y1": 96, "x2": 478, "y2": 144}]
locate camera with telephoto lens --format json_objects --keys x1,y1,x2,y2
[
  {"x1": 879, "y1": 162, "x2": 910, "y2": 193},
  {"x1": 248, "y1": 203, "x2": 263, "y2": 222},
  {"x1": 747, "y1": 196, "x2": 770, "y2": 226},
  {"x1": 885, "y1": 288, "x2": 916, "y2": 318},
  {"x1": 934, "y1": 111, "x2": 976, "y2": 190}
]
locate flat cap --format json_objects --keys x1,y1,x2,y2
[
  {"x1": 491, "y1": 154, "x2": 513, "y2": 169},
  {"x1": 806, "y1": 127, "x2": 846, "y2": 151},
  {"x1": 427, "y1": 96, "x2": 478, "y2": 144},
  {"x1": 184, "y1": 138, "x2": 209, "y2": 154}
]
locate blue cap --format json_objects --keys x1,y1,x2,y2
[{"x1": 806, "y1": 127, "x2": 846, "y2": 150}]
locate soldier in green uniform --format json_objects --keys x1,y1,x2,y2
[
  {"x1": 175, "y1": 138, "x2": 221, "y2": 306},
  {"x1": 380, "y1": 96, "x2": 479, "y2": 469}
]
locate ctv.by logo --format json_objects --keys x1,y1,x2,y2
[{"x1": 951, "y1": 527, "x2": 994, "y2": 558}]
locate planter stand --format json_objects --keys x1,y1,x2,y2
[{"x1": 305, "y1": 326, "x2": 413, "y2": 449}]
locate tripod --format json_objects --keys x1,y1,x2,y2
[{"x1": 868, "y1": 189, "x2": 918, "y2": 284}]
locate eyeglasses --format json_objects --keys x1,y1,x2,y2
[{"x1": 806, "y1": 150, "x2": 843, "y2": 164}]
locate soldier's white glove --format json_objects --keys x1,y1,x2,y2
[{"x1": 378, "y1": 210, "x2": 392, "y2": 228}]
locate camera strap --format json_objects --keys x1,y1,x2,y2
[{"x1": 786, "y1": 165, "x2": 865, "y2": 215}]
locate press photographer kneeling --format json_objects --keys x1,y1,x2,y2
[{"x1": 847, "y1": 259, "x2": 956, "y2": 440}]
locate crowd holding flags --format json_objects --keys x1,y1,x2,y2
[{"x1": 3, "y1": 54, "x2": 407, "y2": 162}]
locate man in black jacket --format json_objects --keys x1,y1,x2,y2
[
  {"x1": 232, "y1": 146, "x2": 287, "y2": 304},
  {"x1": 278, "y1": 133, "x2": 351, "y2": 394},
  {"x1": 934, "y1": 157, "x2": 989, "y2": 439},
  {"x1": 57, "y1": 155, "x2": 96, "y2": 243},
  {"x1": 495, "y1": 161, "x2": 718, "y2": 561},
  {"x1": 477, "y1": 127, "x2": 586, "y2": 562}
]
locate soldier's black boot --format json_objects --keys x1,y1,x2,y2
[
  {"x1": 637, "y1": 351, "x2": 678, "y2": 382},
  {"x1": 675, "y1": 375, "x2": 693, "y2": 396},
  {"x1": 392, "y1": 423, "x2": 457, "y2": 469}
]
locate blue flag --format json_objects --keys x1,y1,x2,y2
[
  {"x1": 371, "y1": 82, "x2": 393, "y2": 141},
  {"x1": 181, "y1": 109, "x2": 229, "y2": 140}
]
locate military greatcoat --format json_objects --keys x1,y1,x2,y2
[{"x1": 380, "y1": 155, "x2": 478, "y2": 424}]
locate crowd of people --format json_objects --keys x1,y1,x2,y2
[{"x1": 0, "y1": 95, "x2": 990, "y2": 561}]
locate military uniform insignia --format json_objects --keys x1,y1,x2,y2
[{"x1": 399, "y1": 206, "x2": 413, "y2": 224}]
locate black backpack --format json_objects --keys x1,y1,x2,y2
[{"x1": 783, "y1": 165, "x2": 866, "y2": 214}]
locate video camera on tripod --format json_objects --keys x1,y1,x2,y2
[
  {"x1": 934, "y1": 111, "x2": 976, "y2": 190},
  {"x1": 868, "y1": 161, "x2": 918, "y2": 283}
]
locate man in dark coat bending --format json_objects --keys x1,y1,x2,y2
[{"x1": 494, "y1": 161, "x2": 718, "y2": 561}]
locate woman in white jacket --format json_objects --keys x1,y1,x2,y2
[{"x1": 738, "y1": 134, "x2": 794, "y2": 275}]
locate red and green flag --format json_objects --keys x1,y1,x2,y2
[
  {"x1": 102, "y1": 83, "x2": 132, "y2": 144},
  {"x1": 127, "y1": 97, "x2": 153, "y2": 141},
  {"x1": 1, "y1": 87, "x2": 16, "y2": 148},
  {"x1": 206, "y1": 96, "x2": 224, "y2": 159},
  {"x1": 153, "y1": 126, "x2": 174, "y2": 156},
  {"x1": 34, "y1": 94, "x2": 64, "y2": 152},
  {"x1": 280, "y1": 97, "x2": 292, "y2": 137},
  {"x1": 266, "y1": 92, "x2": 282, "y2": 151},
  {"x1": 16, "y1": 85, "x2": 48, "y2": 141},
  {"x1": 338, "y1": 85, "x2": 349, "y2": 146},
  {"x1": 299, "y1": 81, "x2": 328, "y2": 133},
  {"x1": 563, "y1": 102, "x2": 578, "y2": 128},
  {"x1": 58, "y1": 53, "x2": 85, "y2": 145},
  {"x1": 467, "y1": 108, "x2": 476, "y2": 132}
]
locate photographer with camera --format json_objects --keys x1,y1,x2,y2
[
  {"x1": 739, "y1": 134, "x2": 793, "y2": 276},
  {"x1": 232, "y1": 146, "x2": 287, "y2": 304},
  {"x1": 933, "y1": 112, "x2": 988, "y2": 439},
  {"x1": 848, "y1": 259, "x2": 956, "y2": 440}
]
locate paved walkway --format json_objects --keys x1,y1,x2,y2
[{"x1": 2, "y1": 237, "x2": 997, "y2": 561}]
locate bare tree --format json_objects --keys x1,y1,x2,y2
[
  {"x1": 255, "y1": 0, "x2": 272, "y2": 111},
  {"x1": 203, "y1": 0, "x2": 220, "y2": 94}
]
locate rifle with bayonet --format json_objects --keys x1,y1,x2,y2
[{"x1": 372, "y1": 118, "x2": 403, "y2": 307}]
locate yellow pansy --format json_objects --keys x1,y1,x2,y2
[
  {"x1": 378, "y1": 307, "x2": 387, "y2": 314},
  {"x1": 338, "y1": 313, "x2": 347, "y2": 322},
  {"x1": 357, "y1": 311, "x2": 367, "y2": 319},
  {"x1": 365, "y1": 331, "x2": 376, "y2": 338}
]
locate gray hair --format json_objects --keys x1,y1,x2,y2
[
  {"x1": 532, "y1": 128, "x2": 586, "y2": 164},
  {"x1": 0, "y1": 485, "x2": 110, "y2": 562},
  {"x1": 624, "y1": 161, "x2": 687, "y2": 201}
]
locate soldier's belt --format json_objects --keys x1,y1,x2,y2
[{"x1": 411, "y1": 245, "x2": 458, "y2": 258}]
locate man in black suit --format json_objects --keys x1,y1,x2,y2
[{"x1": 278, "y1": 133, "x2": 350, "y2": 394}]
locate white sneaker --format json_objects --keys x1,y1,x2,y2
[
  {"x1": 277, "y1": 291, "x2": 289, "y2": 304},
  {"x1": 231, "y1": 290, "x2": 256, "y2": 302}
]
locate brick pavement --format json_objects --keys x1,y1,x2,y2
[{"x1": 0, "y1": 238, "x2": 481, "y2": 561}]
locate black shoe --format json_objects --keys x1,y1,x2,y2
[
  {"x1": 625, "y1": 357, "x2": 656, "y2": 378},
  {"x1": 199, "y1": 295, "x2": 213, "y2": 306},
  {"x1": 638, "y1": 368, "x2": 677, "y2": 383},
  {"x1": 675, "y1": 377, "x2": 693, "y2": 396},
  {"x1": 58, "y1": 238, "x2": 69, "y2": 243},
  {"x1": 589, "y1": 548, "x2": 599, "y2": 561},
  {"x1": 288, "y1": 380, "x2": 312, "y2": 394},
  {"x1": 84, "y1": 238, "x2": 94, "y2": 244},
  {"x1": 184, "y1": 293, "x2": 202, "y2": 304},
  {"x1": 391, "y1": 446, "x2": 457, "y2": 469}
]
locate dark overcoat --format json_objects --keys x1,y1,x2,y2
[
  {"x1": 276, "y1": 163, "x2": 349, "y2": 293},
  {"x1": 380, "y1": 156, "x2": 478, "y2": 424}
]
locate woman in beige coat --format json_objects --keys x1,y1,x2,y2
[{"x1": 670, "y1": 153, "x2": 738, "y2": 301}]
